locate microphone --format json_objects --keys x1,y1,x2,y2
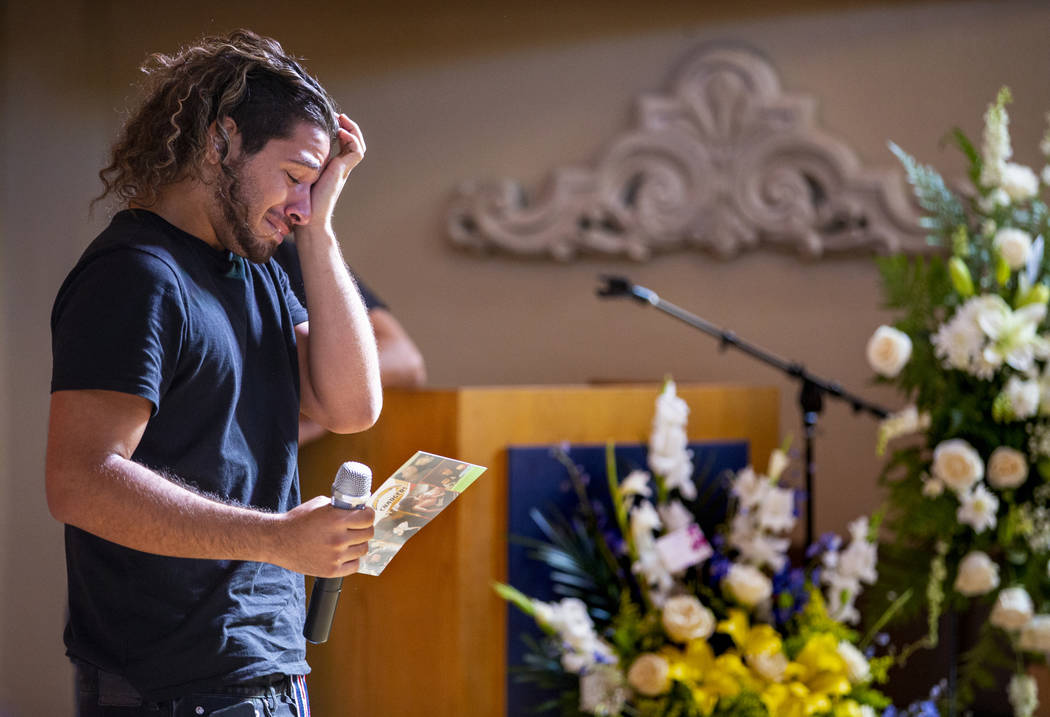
[
  {"x1": 303, "y1": 460, "x2": 372, "y2": 644},
  {"x1": 596, "y1": 275, "x2": 659, "y2": 305}
]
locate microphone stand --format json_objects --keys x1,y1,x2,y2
[{"x1": 596, "y1": 275, "x2": 890, "y2": 547}]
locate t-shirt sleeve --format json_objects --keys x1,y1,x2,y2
[
  {"x1": 271, "y1": 257, "x2": 308, "y2": 326},
  {"x1": 50, "y1": 249, "x2": 187, "y2": 414}
]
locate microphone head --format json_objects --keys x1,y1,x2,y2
[{"x1": 333, "y1": 461, "x2": 372, "y2": 499}]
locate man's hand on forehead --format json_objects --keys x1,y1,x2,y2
[{"x1": 303, "y1": 113, "x2": 366, "y2": 233}]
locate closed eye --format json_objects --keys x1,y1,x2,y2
[{"x1": 286, "y1": 172, "x2": 302, "y2": 185}]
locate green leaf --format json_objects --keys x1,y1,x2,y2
[{"x1": 889, "y1": 141, "x2": 967, "y2": 243}]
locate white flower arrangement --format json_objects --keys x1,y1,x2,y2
[
  {"x1": 871, "y1": 87, "x2": 1050, "y2": 714},
  {"x1": 496, "y1": 381, "x2": 893, "y2": 716}
]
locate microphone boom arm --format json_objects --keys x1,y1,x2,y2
[{"x1": 596, "y1": 275, "x2": 889, "y2": 546}]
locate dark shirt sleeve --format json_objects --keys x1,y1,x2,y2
[
  {"x1": 51, "y1": 249, "x2": 187, "y2": 414},
  {"x1": 271, "y1": 241, "x2": 387, "y2": 313},
  {"x1": 352, "y1": 272, "x2": 387, "y2": 312}
]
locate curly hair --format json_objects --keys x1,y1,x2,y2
[{"x1": 96, "y1": 29, "x2": 339, "y2": 209}]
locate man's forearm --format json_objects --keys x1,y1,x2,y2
[
  {"x1": 294, "y1": 226, "x2": 382, "y2": 432},
  {"x1": 49, "y1": 451, "x2": 283, "y2": 563}
]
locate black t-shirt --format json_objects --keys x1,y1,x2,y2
[{"x1": 51, "y1": 209, "x2": 310, "y2": 699}]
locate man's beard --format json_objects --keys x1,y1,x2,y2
[{"x1": 217, "y1": 160, "x2": 281, "y2": 264}]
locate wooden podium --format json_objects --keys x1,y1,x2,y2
[{"x1": 297, "y1": 384, "x2": 778, "y2": 716}]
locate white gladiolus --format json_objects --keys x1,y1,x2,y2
[
  {"x1": 866, "y1": 325, "x2": 913, "y2": 378},
  {"x1": 980, "y1": 93, "x2": 1012, "y2": 188},
  {"x1": 955, "y1": 551, "x2": 1001, "y2": 596},
  {"x1": 1001, "y1": 163, "x2": 1040, "y2": 203},
  {"x1": 661, "y1": 595, "x2": 715, "y2": 643},
  {"x1": 756, "y1": 485, "x2": 796, "y2": 533},
  {"x1": 658, "y1": 499, "x2": 694, "y2": 533},
  {"x1": 1019, "y1": 615, "x2": 1050, "y2": 652},
  {"x1": 767, "y1": 449, "x2": 790, "y2": 482},
  {"x1": 995, "y1": 227, "x2": 1035, "y2": 270},
  {"x1": 987, "y1": 446, "x2": 1029, "y2": 489},
  {"x1": 619, "y1": 470, "x2": 652, "y2": 498},
  {"x1": 1008, "y1": 673, "x2": 1038, "y2": 717},
  {"x1": 979, "y1": 188, "x2": 1012, "y2": 213},
  {"x1": 627, "y1": 653, "x2": 671, "y2": 696},
  {"x1": 730, "y1": 467, "x2": 769, "y2": 510},
  {"x1": 957, "y1": 484, "x2": 1000, "y2": 534},
  {"x1": 991, "y1": 587, "x2": 1035, "y2": 631},
  {"x1": 821, "y1": 517, "x2": 878, "y2": 625},
  {"x1": 932, "y1": 439, "x2": 985, "y2": 495},
  {"x1": 723, "y1": 563, "x2": 773, "y2": 607},
  {"x1": 534, "y1": 597, "x2": 618, "y2": 676},
  {"x1": 649, "y1": 381, "x2": 696, "y2": 500}
]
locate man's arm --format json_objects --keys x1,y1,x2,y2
[
  {"x1": 295, "y1": 114, "x2": 383, "y2": 434},
  {"x1": 46, "y1": 388, "x2": 373, "y2": 578}
]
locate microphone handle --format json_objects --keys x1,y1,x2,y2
[
  {"x1": 303, "y1": 576, "x2": 343, "y2": 644},
  {"x1": 303, "y1": 501, "x2": 367, "y2": 645}
]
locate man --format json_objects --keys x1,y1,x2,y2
[{"x1": 46, "y1": 30, "x2": 380, "y2": 715}]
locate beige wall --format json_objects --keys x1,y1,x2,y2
[{"x1": 3, "y1": 1, "x2": 1050, "y2": 713}]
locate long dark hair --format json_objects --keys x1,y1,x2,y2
[{"x1": 95, "y1": 29, "x2": 338, "y2": 210}]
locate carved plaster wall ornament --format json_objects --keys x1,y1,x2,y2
[{"x1": 447, "y1": 46, "x2": 926, "y2": 261}]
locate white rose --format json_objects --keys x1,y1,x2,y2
[
  {"x1": 1001, "y1": 163, "x2": 1040, "y2": 203},
  {"x1": 866, "y1": 325, "x2": 913, "y2": 378},
  {"x1": 954, "y1": 551, "x2": 1001, "y2": 597},
  {"x1": 723, "y1": 563, "x2": 773, "y2": 607},
  {"x1": 1019, "y1": 615, "x2": 1050, "y2": 652},
  {"x1": 987, "y1": 446, "x2": 1029, "y2": 489},
  {"x1": 990, "y1": 587, "x2": 1034, "y2": 631},
  {"x1": 836, "y1": 641, "x2": 871, "y2": 684},
  {"x1": 747, "y1": 652, "x2": 788, "y2": 682},
  {"x1": 932, "y1": 439, "x2": 984, "y2": 495},
  {"x1": 626, "y1": 653, "x2": 671, "y2": 696},
  {"x1": 661, "y1": 595, "x2": 715, "y2": 643}
]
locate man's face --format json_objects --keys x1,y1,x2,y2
[{"x1": 216, "y1": 120, "x2": 331, "y2": 263}]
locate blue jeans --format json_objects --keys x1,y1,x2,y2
[{"x1": 75, "y1": 665, "x2": 309, "y2": 717}]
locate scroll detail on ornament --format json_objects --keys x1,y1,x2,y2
[{"x1": 447, "y1": 46, "x2": 924, "y2": 261}]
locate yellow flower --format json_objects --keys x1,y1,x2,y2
[
  {"x1": 760, "y1": 680, "x2": 832, "y2": 717},
  {"x1": 664, "y1": 638, "x2": 753, "y2": 715},
  {"x1": 717, "y1": 609, "x2": 751, "y2": 647},
  {"x1": 833, "y1": 700, "x2": 868, "y2": 717},
  {"x1": 789, "y1": 634, "x2": 852, "y2": 697}
]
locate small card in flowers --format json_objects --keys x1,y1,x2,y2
[{"x1": 357, "y1": 451, "x2": 487, "y2": 577}]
